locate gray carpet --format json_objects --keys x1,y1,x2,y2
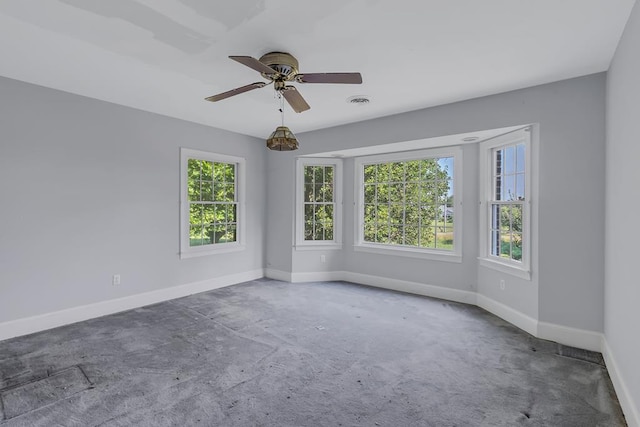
[{"x1": 0, "y1": 279, "x2": 626, "y2": 426}]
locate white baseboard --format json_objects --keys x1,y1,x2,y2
[
  {"x1": 0, "y1": 269, "x2": 264, "y2": 342},
  {"x1": 537, "y1": 321, "x2": 603, "y2": 352},
  {"x1": 476, "y1": 294, "x2": 538, "y2": 337},
  {"x1": 344, "y1": 271, "x2": 477, "y2": 305},
  {"x1": 290, "y1": 270, "x2": 347, "y2": 283},
  {"x1": 602, "y1": 339, "x2": 640, "y2": 427},
  {"x1": 264, "y1": 268, "x2": 292, "y2": 282}
]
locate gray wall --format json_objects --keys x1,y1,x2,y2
[
  {"x1": 606, "y1": 0, "x2": 640, "y2": 417},
  {"x1": 268, "y1": 73, "x2": 606, "y2": 332},
  {"x1": 0, "y1": 70, "x2": 609, "y2": 340},
  {"x1": 0, "y1": 76, "x2": 266, "y2": 323}
]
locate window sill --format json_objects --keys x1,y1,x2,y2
[
  {"x1": 478, "y1": 257, "x2": 531, "y2": 281},
  {"x1": 295, "y1": 243, "x2": 343, "y2": 251},
  {"x1": 354, "y1": 243, "x2": 462, "y2": 263},
  {"x1": 180, "y1": 244, "x2": 245, "y2": 259}
]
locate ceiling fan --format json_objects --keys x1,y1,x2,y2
[{"x1": 205, "y1": 51, "x2": 363, "y2": 113}]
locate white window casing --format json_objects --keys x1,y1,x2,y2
[
  {"x1": 179, "y1": 148, "x2": 246, "y2": 259},
  {"x1": 354, "y1": 147, "x2": 463, "y2": 262},
  {"x1": 295, "y1": 158, "x2": 343, "y2": 249},
  {"x1": 478, "y1": 127, "x2": 532, "y2": 280}
]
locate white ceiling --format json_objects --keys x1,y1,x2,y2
[{"x1": 0, "y1": 0, "x2": 635, "y2": 138}]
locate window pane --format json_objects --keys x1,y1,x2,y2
[
  {"x1": 201, "y1": 204, "x2": 214, "y2": 224},
  {"x1": 376, "y1": 204, "x2": 389, "y2": 223},
  {"x1": 364, "y1": 204, "x2": 376, "y2": 222},
  {"x1": 304, "y1": 183, "x2": 314, "y2": 202},
  {"x1": 226, "y1": 225, "x2": 237, "y2": 243},
  {"x1": 511, "y1": 205, "x2": 523, "y2": 233},
  {"x1": 389, "y1": 183, "x2": 403, "y2": 202},
  {"x1": 491, "y1": 204, "x2": 500, "y2": 230},
  {"x1": 422, "y1": 182, "x2": 436, "y2": 204},
  {"x1": 324, "y1": 223, "x2": 334, "y2": 241},
  {"x1": 516, "y1": 173, "x2": 525, "y2": 200},
  {"x1": 406, "y1": 161, "x2": 421, "y2": 181},
  {"x1": 501, "y1": 175, "x2": 515, "y2": 201},
  {"x1": 304, "y1": 204, "x2": 313, "y2": 222},
  {"x1": 421, "y1": 205, "x2": 436, "y2": 225},
  {"x1": 305, "y1": 220, "x2": 314, "y2": 240},
  {"x1": 499, "y1": 232, "x2": 511, "y2": 259},
  {"x1": 405, "y1": 225, "x2": 419, "y2": 246},
  {"x1": 364, "y1": 223, "x2": 376, "y2": 242},
  {"x1": 376, "y1": 224, "x2": 390, "y2": 243},
  {"x1": 225, "y1": 164, "x2": 235, "y2": 184},
  {"x1": 490, "y1": 230, "x2": 500, "y2": 256},
  {"x1": 304, "y1": 167, "x2": 314, "y2": 184},
  {"x1": 405, "y1": 182, "x2": 420, "y2": 200},
  {"x1": 511, "y1": 232, "x2": 522, "y2": 261},
  {"x1": 436, "y1": 227, "x2": 454, "y2": 249},
  {"x1": 324, "y1": 166, "x2": 333, "y2": 182},
  {"x1": 201, "y1": 182, "x2": 213, "y2": 201},
  {"x1": 516, "y1": 144, "x2": 525, "y2": 173},
  {"x1": 188, "y1": 159, "x2": 201, "y2": 179},
  {"x1": 504, "y1": 146, "x2": 515, "y2": 174},
  {"x1": 389, "y1": 204, "x2": 403, "y2": 224},
  {"x1": 201, "y1": 161, "x2": 213, "y2": 181},
  {"x1": 364, "y1": 165, "x2": 376, "y2": 183},
  {"x1": 420, "y1": 227, "x2": 436, "y2": 248},
  {"x1": 228, "y1": 204, "x2": 237, "y2": 223},
  {"x1": 494, "y1": 175, "x2": 502, "y2": 201},
  {"x1": 364, "y1": 185, "x2": 376, "y2": 204},
  {"x1": 190, "y1": 225, "x2": 203, "y2": 246},
  {"x1": 376, "y1": 183, "x2": 390, "y2": 203},
  {"x1": 377, "y1": 163, "x2": 389, "y2": 182},
  {"x1": 389, "y1": 225, "x2": 403, "y2": 245},
  {"x1": 190, "y1": 204, "x2": 203, "y2": 225},
  {"x1": 404, "y1": 204, "x2": 419, "y2": 225}
]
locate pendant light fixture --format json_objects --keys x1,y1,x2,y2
[{"x1": 266, "y1": 92, "x2": 299, "y2": 151}]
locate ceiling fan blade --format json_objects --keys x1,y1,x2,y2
[
  {"x1": 229, "y1": 56, "x2": 278, "y2": 75},
  {"x1": 295, "y1": 72, "x2": 363, "y2": 84},
  {"x1": 282, "y1": 86, "x2": 310, "y2": 113},
  {"x1": 204, "y1": 82, "x2": 267, "y2": 102}
]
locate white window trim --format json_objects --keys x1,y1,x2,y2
[
  {"x1": 478, "y1": 127, "x2": 532, "y2": 280},
  {"x1": 295, "y1": 158, "x2": 343, "y2": 249},
  {"x1": 179, "y1": 148, "x2": 246, "y2": 259},
  {"x1": 353, "y1": 146, "x2": 463, "y2": 263}
]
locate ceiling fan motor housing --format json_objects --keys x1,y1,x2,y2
[{"x1": 259, "y1": 52, "x2": 299, "y2": 81}]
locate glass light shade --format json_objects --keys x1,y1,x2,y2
[{"x1": 266, "y1": 126, "x2": 299, "y2": 151}]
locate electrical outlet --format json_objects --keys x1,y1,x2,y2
[
  {"x1": 112, "y1": 274, "x2": 121, "y2": 286},
  {"x1": 500, "y1": 279, "x2": 505, "y2": 290},
  {"x1": 320, "y1": 255, "x2": 326, "y2": 263}
]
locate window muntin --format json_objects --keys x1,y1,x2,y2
[
  {"x1": 187, "y1": 159, "x2": 237, "y2": 246},
  {"x1": 180, "y1": 149, "x2": 245, "y2": 258},
  {"x1": 355, "y1": 147, "x2": 462, "y2": 260},
  {"x1": 303, "y1": 165, "x2": 335, "y2": 241},
  {"x1": 490, "y1": 144, "x2": 525, "y2": 262}
]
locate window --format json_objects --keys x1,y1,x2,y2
[
  {"x1": 295, "y1": 159, "x2": 342, "y2": 248},
  {"x1": 180, "y1": 148, "x2": 245, "y2": 258},
  {"x1": 479, "y1": 127, "x2": 531, "y2": 278},
  {"x1": 355, "y1": 147, "x2": 462, "y2": 261}
]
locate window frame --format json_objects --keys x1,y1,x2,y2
[
  {"x1": 478, "y1": 128, "x2": 532, "y2": 279},
  {"x1": 354, "y1": 146, "x2": 463, "y2": 262},
  {"x1": 179, "y1": 148, "x2": 246, "y2": 259},
  {"x1": 295, "y1": 158, "x2": 343, "y2": 249}
]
